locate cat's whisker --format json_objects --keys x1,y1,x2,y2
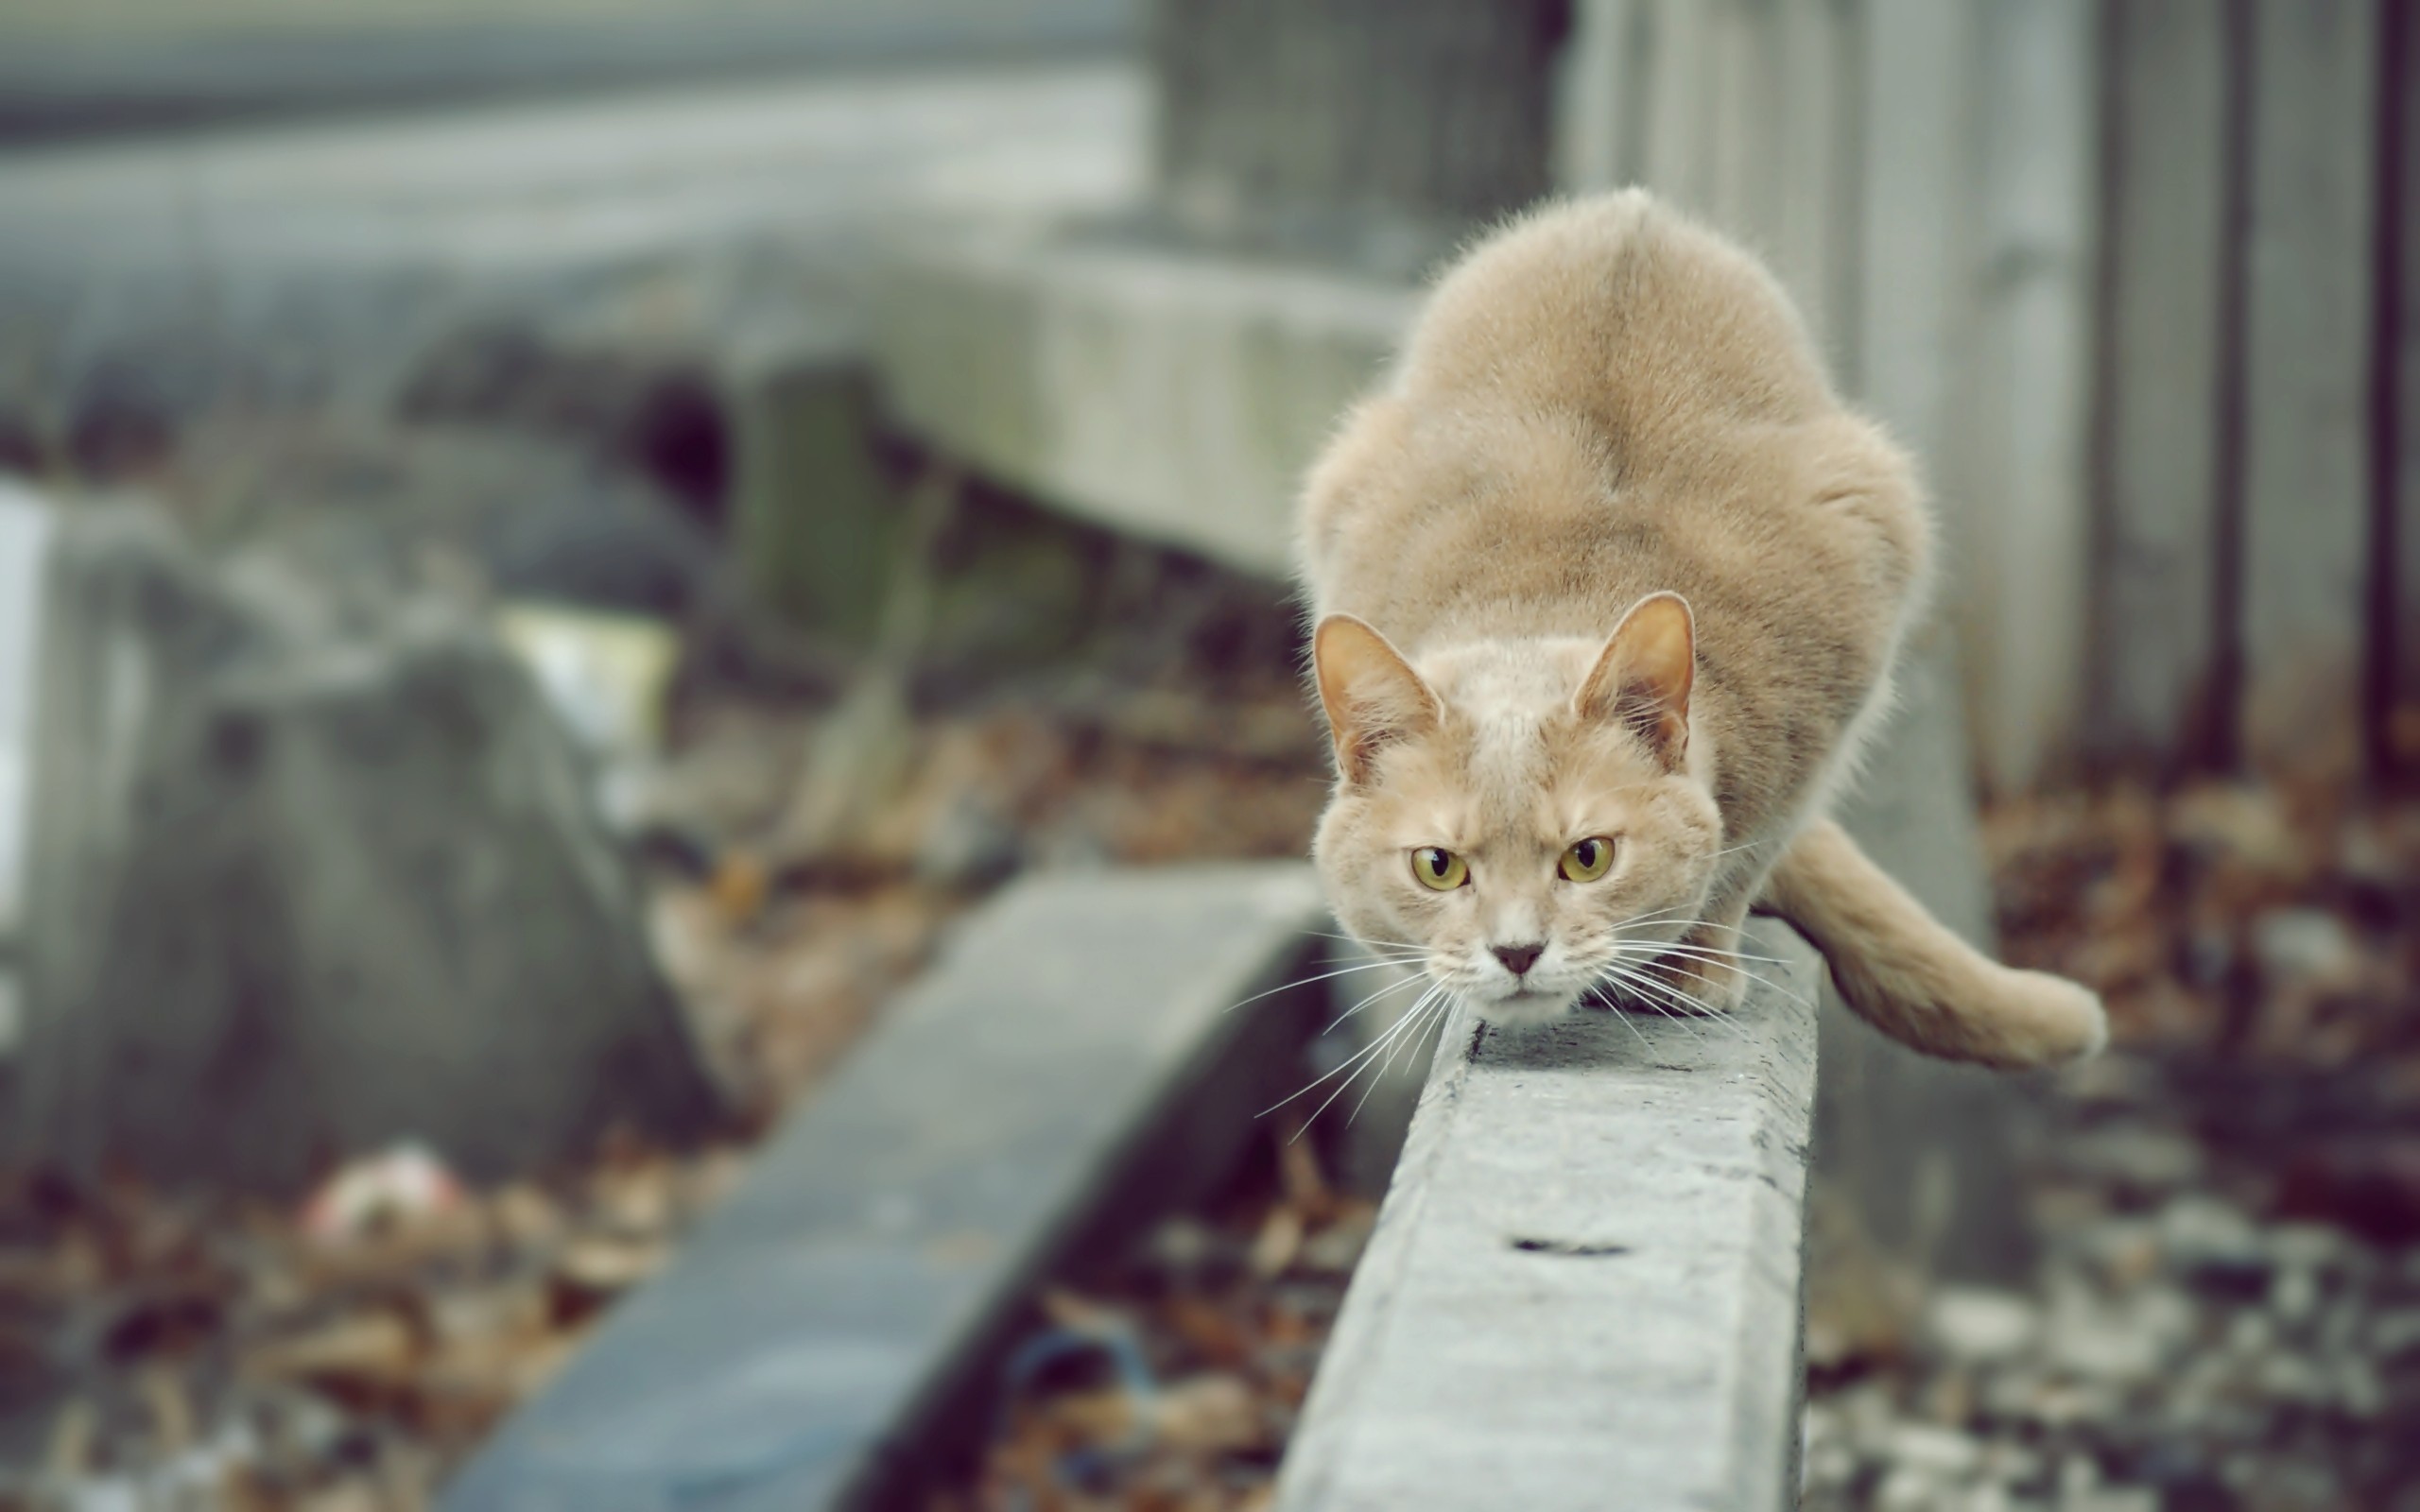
[
  {"x1": 1591, "y1": 963, "x2": 1719, "y2": 1048},
  {"x1": 1345, "y1": 990, "x2": 1455, "y2": 1126},
  {"x1": 1704, "y1": 839, "x2": 1772, "y2": 862},
  {"x1": 1617, "y1": 937, "x2": 1798, "y2": 977},
  {"x1": 1584, "y1": 985, "x2": 1664, "y2": 1057},
  {"x1": 1608, "y1": 924, "x2": 1796, "y2": 968},
  {"x1": 1322, "y1": 969, "x2": 1432, "y2": 1035},
  {"x1": 1627, "y1": 962, "x2": 1754, "y2": 1022},
  {"x1": 1303, "y1": 929, "x2": 1429, "y2": 953},
  {"x1": 1599, "y1": 957, "x2": 1772, "y2": 1044},
  {"x1": 1607, "y1": 958, "x2": 1806, "y2": 1022},
  {"x1": 1607, "y1": 903, "x2": 1703, "y2": 932},
  {"x1": 1622, "y1": 949, "x2": 1809, "y2": 1022},
  {"x1": 1221, "y1": 957, "x2": 1427, "y2": 1016},
  {"x1": 1649, "y1": 941, "x2": 1800, "y2": 969},
  {"x1": 1261, "y1": 984, "x2": 1443, "y2": 1120},
  {"x1": 1616, "y1": 943, "x2": 1814, "y2": 1007},
  {"x1": 1283, "y1": 986, "x2": 1447, "y2": 1136}
]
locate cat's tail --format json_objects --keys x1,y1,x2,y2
[{"x1": 1760, "y1": 817, "x2": 2106, "y2": 1069}]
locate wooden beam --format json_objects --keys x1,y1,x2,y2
[
  {"x1": 1955, "y1": 0, "x2": 2101, "y2": 793},
  {"x1": 2383, "y1": 0, "x2": 2420, "y2": 773},
  {"x1": 2238, "y1": 0, "x2": 2380, "y2": 776},
  {"x1": 2091, "y1": 0, "x2": 2234, "y2": 769}
]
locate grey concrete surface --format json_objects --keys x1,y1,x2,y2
[
  {"x1": 1275, "y1": 922, "x2": 1823, "y2": 1512},
  {"x1": 449, "y1": 863, "x2": 1328, "y2": 1512},
  {"x1": 872, "y1": 232, "x2": 1412, "y2": 577}
]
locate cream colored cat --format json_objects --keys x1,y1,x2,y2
[{"x1": 1300, "y1": 191, "x2": 2105, "y2": 1070}]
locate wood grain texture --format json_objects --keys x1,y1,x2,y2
[
  {"x1": 2091, "y1": 0, "x2": 2233, "y2": 767},
  {"x1": 1550, "y1": 0, "x2": 1637, "y2": 194},
  {"x1": 1855, "y1": 0, "x2": 1979, "y2": 505},
  {"x1": 1956, "y1": 0, "x2": 2100, "y2": 792},
  {"x1": 2387, "y1": 0, "x2": 2420, "y2": 769},
  {"x1": 2238, "y1": 0, "x2": 2379, "y2": 774},
  {"x1": 1636, "y1": 0, "x2": 1719, "y2": 211},
  {"x1": 1838, "y1": 0, "x2": 2044, "y2": 1287},
  {"x1": 1772, "y1": 0, "x2": 1859, "y2": 366}
]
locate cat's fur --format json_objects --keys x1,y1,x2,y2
[{"x1": 1299, "y1": 191, "x2": 2105, "y2": 1069}]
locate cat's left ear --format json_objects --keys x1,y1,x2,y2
[
  {"x1": 1314, "y1": 614, "x2": 1441, "y2": 783},
  {"x1": 1575, "y1": 591, "x2": 1695, "y2": 768}
]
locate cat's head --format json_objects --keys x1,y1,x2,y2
[{"x1": 1310, "y1": 593, "x2": 1722, "y2": 1025}]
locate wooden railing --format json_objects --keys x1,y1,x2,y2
[{"x1": 1559, "y1": 0, "x2": 2415, "y2": 787}]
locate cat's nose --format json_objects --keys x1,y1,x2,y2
[{"x1": 1493, "y1": 942, "x2": 1546, "y2": 977}]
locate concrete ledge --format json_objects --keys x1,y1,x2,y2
[
  {"x1": 1276, "y1": 921, "x2": 1822, "y2": 1512},
  {"x1": 449, "y1": 863, "x2": 1327, "y2": 1512},
  {"x1": 870, "y1": 232, "x2": 1413, "y2": 577}
]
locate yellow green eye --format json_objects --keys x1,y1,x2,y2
[
  {"x1": 1411, "y1": 847, "x2": 1468, "y2": 890},
  {"x1": 1560, "y1": 836, "x2": 1616, "y2": 882}
]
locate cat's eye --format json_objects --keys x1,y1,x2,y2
[
  {"x1": 1410, "y1": 847, "x2": 1468, "y2": 890},
  {"x1": 1559, "y1": 836, "x2": 1616, "y2": 883}
]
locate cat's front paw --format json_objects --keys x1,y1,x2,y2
[
  {"x1": 1635, "y1": 917, "x2": 1753, "y2": 1012},
  {"x1": 1649, "y1": 950, "x2": 1749, "y2": 1012}
]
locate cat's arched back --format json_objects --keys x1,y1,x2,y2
[{"x1": 1299, "y1": 192, "x2": 2104, "y2": 1068}]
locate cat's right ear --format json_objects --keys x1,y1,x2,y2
[
  {"x1": 1314, "y1": 614, "x2": 1440, "y2": 783},
  {"x1": 1575, "y1": 591, "x2": 1695, "y2": 769}
]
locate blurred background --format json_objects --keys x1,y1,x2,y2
[{"x1": 0, "y1": 1, "x2": 2416, "y2": 1508}]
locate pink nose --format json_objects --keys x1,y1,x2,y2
[{"x1": 1493, "y1": 942, "x2": 1545, "y2": 976}]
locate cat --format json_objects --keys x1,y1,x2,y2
[{"x1": 1298, "y1": 190, "x2": 2106, "y2": 1070}]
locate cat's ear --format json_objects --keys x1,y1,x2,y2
[
  {"x1": 1314, "y1": 614, "x2": 1441, "y2": 783},
  {"x1": 1575, "y1": 592, "x2": 1695, "y2": 768}
]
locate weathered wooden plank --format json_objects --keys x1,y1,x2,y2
[
  {"x1": 2388, "y1": 0, "x2": 2420, "y2": 771},
  {"x1": 1957, "y1": 0, "x2": 2100, "y2": 791},
  {"x1": 1549, "y1": 0, "x2": 1639, "y2": 195},
  {"x1": 1151, "y1": 0, "x2": 1564, "y2": 249},
  {"x1": 1823, "y1": 640, "x2": 2039, "y2": 1286},
  {"x1": 449, "y1": 864, "x2": 1326, "y2": 1512},
  {"x1": 1771, "y1": 0, "x2": 1858, "y2": 363},
  {"x1": 1273, "y1": 922, "x2": 1822, "y2": 1512},
  {"x1": 1841, "y1": 0, "x2": 2044, "y2": 1287},
  {"x1": 2092, "y1": 0, "x2": 2233, "y2": 767},
  {"x1": 1636, "y1": 0, "x2": 1719, "y2": 212},
  {"x1": 1856, "y1": 0, "x2": 1979, "y2": 512},
  {"x1": 1557, "y1": 0, "x2": 1838, "y2": 349},
  {"x1": 2238, "y1": 0, "x2": 2379, "y2": 775},
  {"x1": 1703, "y1": 0, "x2": 1781, "y2": 242}
]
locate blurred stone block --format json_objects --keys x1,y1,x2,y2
[
  {"x1": 449, "y1": 863, "x2": 1326, "y2": 1512},
  {"x1": 2, "y1": 490, "x2": 717, "y2": 1190},
  {"x1": 870, "y1": 231, "x2": 1411, "y2": 579},
  {"x1": 722, "y1": 349, "x2": 896, "y2": 643}
]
